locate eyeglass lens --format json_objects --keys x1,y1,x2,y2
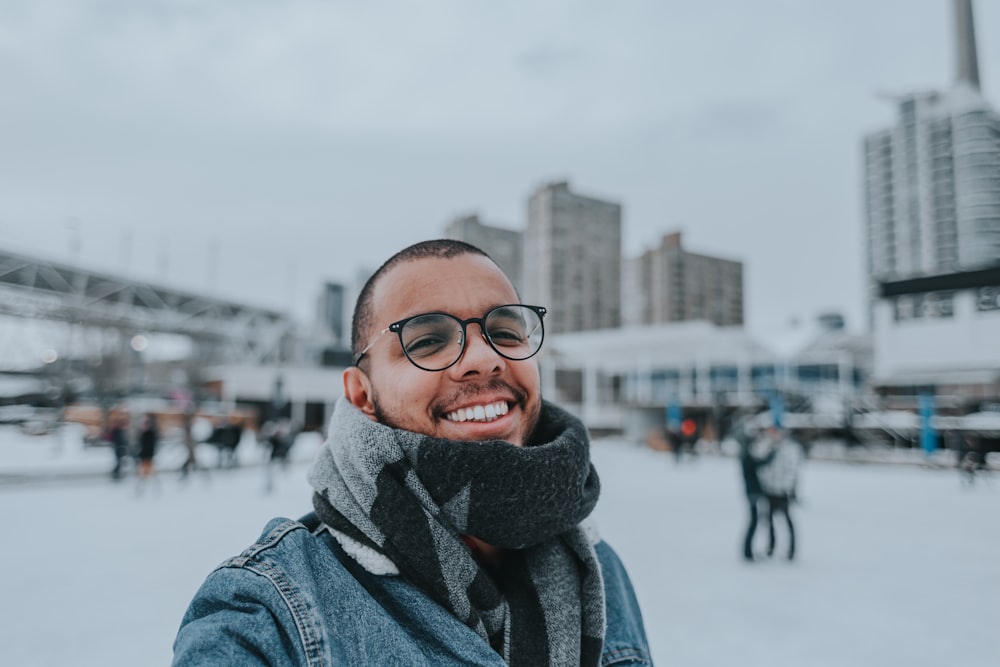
[{"x1": 400, "y1": 305, "x2": 543, "y2": 370}]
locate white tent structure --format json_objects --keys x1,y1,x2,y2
[{"x1": 542, "y1": 319, "x2": 872, "y2": 440}]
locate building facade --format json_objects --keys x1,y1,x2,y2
[
  {"x1": 523, "y1": 181, "x2": 622, "y2": 333},
  {"x1": 863, "y1": 0, "x2": 1000, "y2": 407},
  {"x1": 629, "y1": 232, "x2": 744, "y2": 327},
  {"x1": 864, "y1": 89, "x2": 1000, "y2": 284},
  {"x1": 443, "y1": 214, "x2": 524, "y2": 294},
  {"x1": 541, "y1": 318, "x2": 870, "y2": 441}
]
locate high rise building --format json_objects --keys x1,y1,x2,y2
[
  {"x1": 628, "y1": 232, "x2": 744, "y2": 327},
  {"x1": 523, "y1": 181, "x2": 622, "y2": 333},
  {"x1": 316, "y1": 281, "x2": 346, "y2": 344},
  {"x1": 863, "y1": 0, "x2": 1000, "y2": 402},
  {"x1": 865, "y1": 0, "x2": 999, "y2": 290},
  {"x1": 443, "y1": 214, "x2": 523, "y2": 294}
]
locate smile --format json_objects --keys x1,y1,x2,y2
[{"x1": 444, "y1": 401, "x2": 510, "y2": 423}]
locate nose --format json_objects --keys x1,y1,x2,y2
[{"x1": 451, "y1": 322, "x2": 503, "y2": 375}]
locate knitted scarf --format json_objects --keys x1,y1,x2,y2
[{"x1": 307, "y1": 397, "x2": 605, "y2": 667}]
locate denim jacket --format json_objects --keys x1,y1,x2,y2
[{"x1": 173, "y1": 514, "x2": 653, "y2": 666}]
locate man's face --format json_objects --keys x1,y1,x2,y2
[{"x1": 344, "y1": 254, "x2": 542, "y2": 447}]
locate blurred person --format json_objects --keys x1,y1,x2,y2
[
  {"x1": 136, "y1": 413, "x2": 160, "y2": 494},
  {"x1": 260, "y1": 418, "x2": 296, "y2": 495},
  {"x1": 678, "y1": 417, "x2": 699, "y2": 462},
  {"x1": 206, "y1": 417, "x2": 223, "y2": 467},
  {"x1": 210, "y1": 415, "x2": 243, "y2": 468},
  {"x1": 738, "y1": 423, "x2": 776, "y2": 562},
  {"x1": 173, "y1": 239, "x2": 651, "y2": 666},
  {"x1": 956, "y1": 432, "x2": 987, "y2": 485},
  {"x1": 107, "y1": 412, "x2": 131, "y2": 481},
  {"x1": 757, "y1": 427, "x2": 804, "y2": 561},
  {"x1": 666, "y1": 423, "x2": 681, "y2": 463},
  {"x1": 222, "y1": 415, "x2": 244, "y2": 467},
  {"x1": 179, "y1": 410, "x2": 210, "y2": 482}
]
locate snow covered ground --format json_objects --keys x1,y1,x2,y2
[{"x1": 1, "y1": 424, "x2": 997, "y2": 666}]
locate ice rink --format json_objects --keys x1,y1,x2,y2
[{"x1": 1, "y1": 425, "x2": 997, "y2": 666}]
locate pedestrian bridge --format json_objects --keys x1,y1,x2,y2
[{"x1": 0, "y1": 247, "x2": 294, "y2": 365}]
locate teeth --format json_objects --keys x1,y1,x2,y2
[{"x1": 446, "y1": 401, "x2": 509, "y2": 423}]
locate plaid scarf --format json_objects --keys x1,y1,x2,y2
[{"x1": 308, "y1": 397, "x2": 605, "y2": 667}]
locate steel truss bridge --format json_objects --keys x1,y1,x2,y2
[{"x1": 0, "y1": 247, "x2": 295, "y2": 366}]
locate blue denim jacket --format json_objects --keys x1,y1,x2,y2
[{"x1": 173, "y1": 514, "x2": 653, "y2": 666}]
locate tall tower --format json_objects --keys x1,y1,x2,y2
[
  {"x1": 955, "y1": 0, "x2": 980, "y2": 89},
  {"x1": 523, "y1": 181, "x2": 622, "y2": 334},
  {"x1": 862, "y1": 0, "x2": 1000, "y2": 400},
  {"x1": 316, "y1": 282, "x2": 346, "y2": 345}
]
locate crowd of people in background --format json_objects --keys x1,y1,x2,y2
[{"x1": 98, "y1": 408, "x2": 301, "y2": 494}]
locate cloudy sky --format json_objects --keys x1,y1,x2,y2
[{"x1": 2, "y1": 0, "x2": 998, "y2": 337}]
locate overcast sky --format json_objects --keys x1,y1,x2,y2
[{"x1": 2, "y1": 0, "x2": 998, "y2": 338}]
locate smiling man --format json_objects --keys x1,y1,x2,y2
[{"x1": 172, "y1": 240, "x2": 652, "y2": 667}]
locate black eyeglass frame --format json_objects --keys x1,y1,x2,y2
[{"x1": 352, "y1": 304, "x2": 547, "y2": 371}]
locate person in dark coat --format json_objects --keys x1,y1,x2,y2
[
  {"x1": 218, "y1": 416, "x2": 243, "y2": 468},
  {"x1": 137, "y1": 413, "x2": 159, "y2": 481},
  {"x1": 738, "y1": 425, "x2": 776, "y2": 561},
  {"x1": 108, "y1": 412, "x2": 131, "y2": 481}
]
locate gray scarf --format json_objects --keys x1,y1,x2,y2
[{"x1": 307, "y1": 397, "x2": 605, "y2": 667}]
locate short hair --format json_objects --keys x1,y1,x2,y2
[{"x1": 351, "y1": 239, "x2": 494, "y2": 358}]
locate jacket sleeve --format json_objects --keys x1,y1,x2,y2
[
  {"x1": 595, "y1": 541, "x2": 655, "y2": 665},
  {"x1": 172, "y1": 566, "x2": 304, "y2": 666}
]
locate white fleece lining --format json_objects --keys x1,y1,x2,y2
[{"x1": 321, "y1": 524, "x2": 400, "y2": 576}]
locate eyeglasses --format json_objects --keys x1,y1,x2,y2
[{"x1": 353, "y1": 304, "x2": 547, "y2": 371}]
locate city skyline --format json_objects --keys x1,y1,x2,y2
[{"x1": 2, "y1": 1, "x2": 998, "y2": 337}]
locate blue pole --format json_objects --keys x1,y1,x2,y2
[
  {"x1": 769, "y1": 392, "x2": 785, "y2": 428},
  {"x1": 667, "y1": 398, "x2": 682, "y2": 432},
  {"x1": 919, "y1": 393, "x2": 937, "y2": 455}
]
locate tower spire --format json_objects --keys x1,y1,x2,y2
[{"x1": 954, "y1": 0, "x2": 980, "y2": 90}]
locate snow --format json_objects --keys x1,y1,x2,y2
[{"x1": 1, "y1": 426, "x2": 997, "y2": 666}]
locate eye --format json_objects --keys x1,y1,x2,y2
[
  {"x1": 404, "y1": 333, "x2": 451, "y2": 358},
  {"x1": 487, "y1": 323, "x2": 528, "y2": 346},
  {"x1": 401, "y1": 315, "x2": 461, "y2": 359}
]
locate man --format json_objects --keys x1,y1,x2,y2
[
  {"x1": 172, "y1": 240, "x2": 652, "y2": 666},
  {"x1": 737, "y1": 423, "x2": 775, "y2": 562}
]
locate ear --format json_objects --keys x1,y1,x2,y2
[{"x1": 343, "y1": 367, "x2": 378, "y2": 420}]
